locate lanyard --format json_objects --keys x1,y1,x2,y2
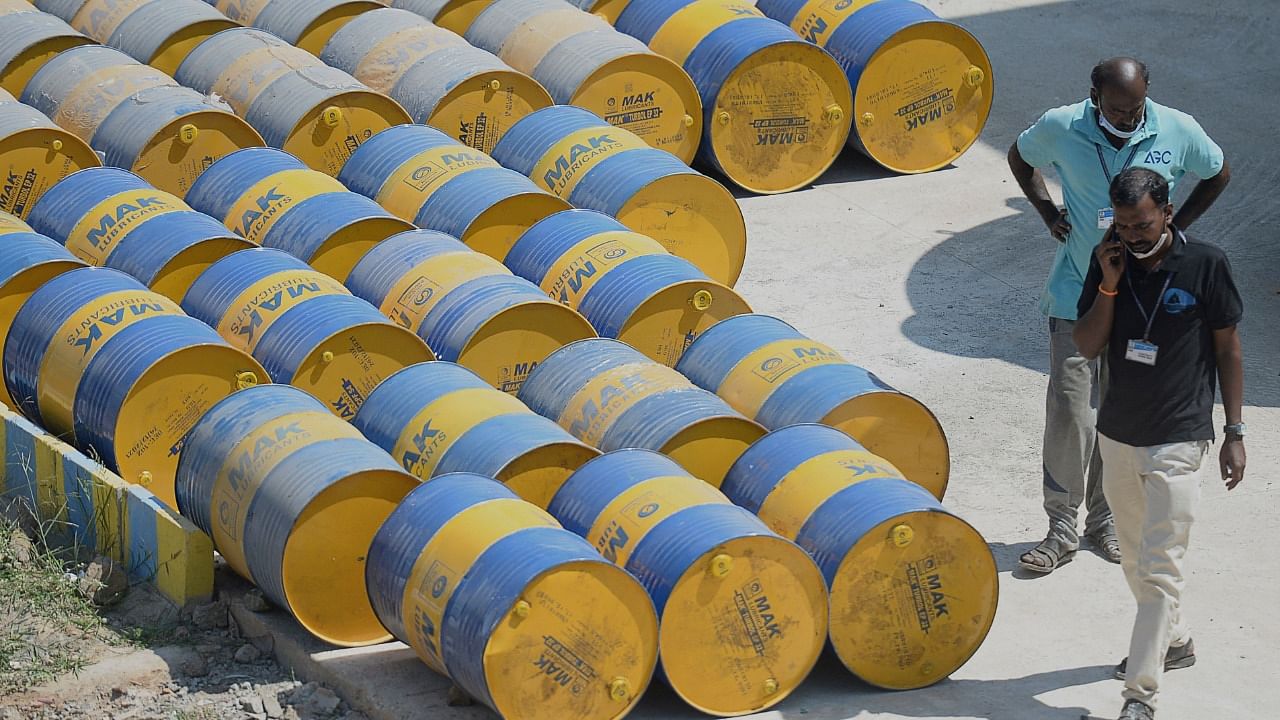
[
  {"x1": 1125, "y1": 270, "x2": 1174, "y2": 340},
  {"x1": 1096, "y1": 144, "x2": 1142, "y2": 184}
]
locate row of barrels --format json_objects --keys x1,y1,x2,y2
[{"x1": 2, "y1": 0, "x2": 993, "y2": 196}]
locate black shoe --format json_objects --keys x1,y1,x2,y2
[
  {"x1": 1117, "y1": 699, "x2": 1155, "y2": 719},
  {"x1": 1114, "y1": 639, "x2": 1196, "y2": 680}
]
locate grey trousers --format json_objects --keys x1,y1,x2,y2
[{"x1": 1043, "y1": 317, "x2": 1113, "y2": 546}]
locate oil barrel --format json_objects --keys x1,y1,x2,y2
[
  {"x1": 26, "y1": 167, "x2": 253, "y2": 302},
  {"x1": 755, "y1": 0, "x2": 992, "y2": 173},
  {"x1": 39, "y1": 0, "x2": 238, "y2": 74},
  {"x1": 675, "y1": 313, "x2": 949, "y2": 498},
  {"x1": 345, "y1": 229, "x2": 595, "y2": 394},
  {"x1": 352, "y1": 361, "x2": 599, "y2": 508},
  {"x1": 175, "y1": 383, "x2": 419, "y2": 645},
  {"x1": 492, "y1": 105, "x2": 745, "y2": 286},
  {"x1": 210, "y1": 0, "x2": 383, "y2": 54},
  {"x1": 518, "y1": 338, "x2": 764, "y2": 486},
  {"x1": 464, "y1": 0, "x2": 701, "y2": 163},
  {"x1": 550, "y1": 448, "x2": 826, "y2": 715},
  {"x1": 0, "y1": 86, "x2": 100, "y2": 218},
  {"x1": 563, "y1": 0, "x2": 629, "y2": 24},
  {"x1": 507, "y1": 209, "x2": 749, "y2": 366},
  {"x1": 0, "y1": 227, "x2": 86, "y2": 409},
  {"x1": 390, "y1": 0, "x2": 494, "y2": 35},
  {"x1": 366, "y1": 472, "x2": 659, "y2": 719},
  {"x1": 0, "y1": 207, "x2": 33, "y2": 233},
  {"x1": 21, "y1": 44, "x2": 264, "y2": 196},
  {"x1": 321, "y1": 8, "x2": 553, "y2": 155},
  {"x1": 3, "y1": 266, "x2": 266, "y2": 505},
  {"x1": 0, "y1": 10, "x2": 93, "y2": 96},
  {"x1": 185, "y1": 147, "x2": 413, "y2": 282},
  {"x1": 614, "y1": 0, "x2": 852, "y2": 193},
  {"x1": 339, "y1": 123, "x2": 570, "y2": 261},
  {"x1": 0, "y1": 0, "x2": 40, "y2": 14},
  {"x1": 176, "y1": 27, "x2": 411, "y2": 176},
  {"x1": 181, "y1": 247, "x2": 434, "y2": 420},
  {"x1": 723, "y1": 423, "x2": 997, "y2": 688}
]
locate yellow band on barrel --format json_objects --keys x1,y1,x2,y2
[
  {"x1": 495, "y1": 9, "x2": 611, "y2": 75},
  {"x1": 538, "y1": 230, "x2": 665, "y2": 308},
  {"x1": 353, "y1": 25, "x2": 467, "y2": 93},
  {"x1": 71, "y1": 0, "x2": 146, "y2": 44},
  {"x1": 213, "y1": 0, "x2": 270, "y2": 26},
  {"x1": 53, "y1": 64, "x2": 174, "y2": 142},
  {"x1": 211, "y1": 44, "x2": 320, "y2": 114},
  {"x1": 647, "y1": 1, "x2": 765, "y2": 67},
  {"x1": 400, "y1": 496, "x2": 558, "y2": 673},
  {"x1": 377, "y1": 144, "x2": 502, "y2": 222},
  {"x1": 378, "y1": 250, "x2": 507, "y2": 332},
  {"x1": 529, "y1": 125, "x2": 650, "y2": 200},
  {"x1": 214, "y1": 268, "x2": 350, "y2": 353},
  {"x1": 221, "y1": 168, "x2": 346, "y2": 245},
  {"x1": 66, "y1": 188, "x2": 187, "y2": 266},
  {"x1": 719, "y1": 338, "x2": 846, "y2": 418},
  {"x1": 585, "y1": 474, "x2": 727, "y2": 567},
  {"x1": 37, "y1": 289, "x2": 183, "y2": 435},
  {"x1": 786, "y1": 0, "x2": 879, "y2": 45},
  {"x1": 556, "y1": 360, "x2": 687, "y2": 445},
  {"x1": 0, "y1": 211, "x2": 32, "y2": 234},
  {"x1": 756, "y1": 449, "x2": 905, "y2": 539},
  {"x1": 390, "y1": 386, "x2": 529, "y2": 479}
]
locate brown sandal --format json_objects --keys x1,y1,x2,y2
[
  {"x1": 1086, "y1": 529, "x2": 1122, "y2": 564},
  {"x1": 1019, "y1": 537, "x2": 1077, "y2": 574}
]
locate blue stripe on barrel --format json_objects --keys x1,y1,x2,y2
[
  {"x1": 614, "y1": 0, "x2": 696, "y2": 44},
  {"x1": 338, "y1": 124, "x2": 451, "y2": 198},
  {"x1": 257, "y1": 191, "x2": 397, "y2": 268},
  {"x1": 185, "y1": 147, "x2": 308, "y2": 224},
  {"x1": 504, "y1": 209, "x2": 628, "y2": 285},
  {"x1": 0, "y1": 233, "x2": 82, "y2": 285},
  {"x1": 516, "y1": 337, "x2": 639, "y2": 423},
  {"x1": 720, "y1": 423, "x2": 860, "y2": 515},
  {"x1": 26, "y1": 167, "x2": 147, "y2": 243},
  {"x1": 345, "y1": 229, "x2": 469, "y2": 309},
  {"x1": 598, "y1": 385, "x2": 741, "y2": 451},
  {"x1": 576, "y1": 254, "x2": 705, "y2": 337}
]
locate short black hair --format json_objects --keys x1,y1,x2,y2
[
  {"x1": 1110, "y1": 166, "x2": 1169, "y2": 208},
  {"x1": 1091, "y1": 57, "x2": 1150, "y2": 90}
]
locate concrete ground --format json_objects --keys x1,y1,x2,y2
[{"x1": 219, "y1": 2, "x2": 1279, "y2": 719}]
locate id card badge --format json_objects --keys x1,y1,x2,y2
[
  {"x1": 1097, "y1": 207, "x2": 1114, "y2": 229},
  {"x1": 1126, "y1": 339, "x2": 1158, "y2": 366}
]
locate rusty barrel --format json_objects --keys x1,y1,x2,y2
[
  {"x1": 185, "y1": 147, "x2": 413, "y2": 282},
  {"x1": 550, "y1": 448, "x2": 827, "y2": 715},
  {"x1": 27, "y1": 167, "x2": 253, "y2": 302},
  {"x1": 517, "y1": 338, "x2": 764, "y2": 486},
  {"x1": 756, "y1": 0, "x2": 993, "y2": 173},
  {"x1": 675, "y1": 313, "x2": 949, "y2": 498},
  {"x1": 352, "y1": 361, "x2": 599, "y2": 508},
  {"x1": 321, "y1": 8, "x2": 553, "y2": 155},
  {"x1": 176, "y1": 383, "x2": 419, "y2": 645},
  {"x1": 345, "y1": 229, "x2": 595, "y2": 393},
  {"x1": 723, "y1": 424, "x2": 998, "y2": 688},
  {"x1": 612, "y1": 0, "x2": 853, "y2": 193},
  {"x1": 492, "y1": 104, "x2": 745, "y2": 286},
  {"x1": 464, "y1": 0, "x2": 701, "y2": 163},
  {"x1": 176, "y1": 27, "x2": 411, "y2": 176},
  {"x1": 0, "y1": 86, "x2": 100, "y2": 218},
  {"x1": 507, "y1": 209, "x2": 749, "y2": 366},
  {"x1": 3, "y1": 266, "x2": 266, "y2": 505},
  {"x1": 0, "y1": 9, "x2": 93, "y2": 96},
  {"x1": 37, "y1": 0, "x2": 238, "y2": 74},
  {"x1": 0, "y1": 223, "x2": 86, "y2": 408},
  {"x1": 210, "y1": 0, "x2": 383, "y2": 54},
  {"x1": 339, "y1": 123, "x2": 569, "y2": 261},
  {"x1": 366, "y1": 472, "x2": 659, "y2": 719},
  {"x1": 181, "y1": 248, "x2": 434, "y2": 420},
  {"x1": 21, "y1": 44, "x2": 263, "y2": 196}
]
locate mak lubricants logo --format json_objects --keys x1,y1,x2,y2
[
  {"x1": 86, "y1": 195, "x2": 172, "y2": 249},
  {"x1": 541, "y1": 133, "x2": 624, "y2": 194}
]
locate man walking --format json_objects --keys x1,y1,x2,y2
[
  {"x1": 1007, "y1": 57, "x2": 1231, "y2": 572},
  {"x1": 1073, "y1": 167, "x2": 1245, "y2": 720}
]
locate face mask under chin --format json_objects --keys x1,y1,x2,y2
[
  {"x1": 1127, "y1": 230, "x2": 1169, "y2": 259},
  {"x1": 1099, "y1": 110, "x2": 1144, "y2": 139}
]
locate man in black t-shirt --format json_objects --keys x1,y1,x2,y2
[{"x1": 1074, "y1": 167, "x2": 1245, "y2": 720}]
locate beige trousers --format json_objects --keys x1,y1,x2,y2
[{"x1": 1098, "y1": 433, "x2": 1209, "y2": 709}]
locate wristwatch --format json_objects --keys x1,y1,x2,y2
[{"x1": 1223, "y1": 422, "x2": 1246, "y2": 439}]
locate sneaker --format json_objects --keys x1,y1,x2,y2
[
  {"x1": 1114, "y1": 639, "x2": 1196, "y2": 680},
  {"x1": 1117, "y1": 699, "x2": 1155, "y2": 719}
]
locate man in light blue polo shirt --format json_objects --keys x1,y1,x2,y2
[{"x1": 1007, "y1": 57, "x2": 1229, "y2": 574}]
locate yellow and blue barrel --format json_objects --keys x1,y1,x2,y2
[
  {"x1": 463, "y1": 0, "x2": 701, "y2": 164},
  {"x1": 366, "y1": 471, "x2": 659, "y2": 719},
  {"x1": 338, "y1": 123, "x2": 570, "y2": 261},
  {"x1": 26, "y1": 167, "x2": 254, "y2": 302},
  {"x1": 493, "y1": 105, "x2": 745, "y2": 286},
  {"x1": 723, "y1": 424, "x2": 997, "y2": 689},
  {"x1": 3, "y1": 266, "x2": 266, "y2": 505},
  {"x1": 176, "y1": 28, "x2": 411, "y2": 176},
  {"x1": 549, "y1": 448, "x2": 826, "y2": 715},
  {"x1": 38, "y1": 0, "x2": 238, "y2": 74},
  {"x1": 389, "y1": 0, "x2": 495, "y2": 35},
  {"x1": 184, "y1": 147, "x2": 414, "y2": 282},
  {"x1": 562, "y1": 0, "x2": 627, "y2": 25},
  {"x1": 676, "y1": 313, "x2": 949, "y2": 498},
  {"x1": 0, "y1": 226, "x2": 85, "y2": 409},
  {"x1": 613, "y1": 0, "x2": 852, "y2": 194},
  {"x1": 0, "y1": 208, "x2": 33, "y2": 233},
  {"x1": 212, "y1": 0, "x2": 384, "y2": 54},
  {"x1": 352, "y1": 361, "x2": 599, "y2": 508},
  {"x1": 507, "y1": 209, "x2": 750, "y2": 366},
  {"x1": 0, "y1": 9, "x2": 92, "y2": 96},
  {"x1": 345, "y1": 230, "x2": 595, "y2": 394},
  {"x1": 176, "y1": 383, "x2": 418, "y2": 646},
  {"x1": 0, "y1": 87, "x2": 100, "y2": 218},
  {"x1": 21, "y1": 44, "x2": 263, "y2": 196},
  {"x1": 754, "y1": 0, "x2": 992, "y2": 173},
  {"x1": 518, "y1": 338, "x2": 764, "y2": 486},
  {"x1": 0, "y1": 0, "x2": 39, "y2": 14},
  {"x1": 181, "y1": 248, "x2": 434, "y2": 420},
  {"x1": 321, "y1": 8, "x2": 553, "y2": 154}
]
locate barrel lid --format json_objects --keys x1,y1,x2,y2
[
  {"x1": 428, "y1": 69, "x2": 553, "y2": 156},
  {"x1": 456, "y1": 299, "x2": 597, "y2": 394},
  {"x1": 659, "y1": 414, "x2": 765, "y2": 488},
  {"x1": 615, "y1": 278, "x2": 751, "y2": 367},
  {"x1": 571, "y1": 52, "x2": 702, "y2": 165},
  {"x1": 131, "y1": 110, "x2": 265, "y2": 199},
  {"x1": 463, "y1": 192, "x2": 573, "y2": 262},
  {"x1": 290, "y1": 321, "x2": 435, "y2": 420},
  {"x1": 0, "y1": 126, "x2": 100, "y2": 218}
]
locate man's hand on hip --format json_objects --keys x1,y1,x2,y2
[
  {"x1": 1046, "y1": 208, "x2": 1071, "y2": 242},
  {"x1": 1220, "y1": 439, "x2": 1246, "y2": 490}
]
